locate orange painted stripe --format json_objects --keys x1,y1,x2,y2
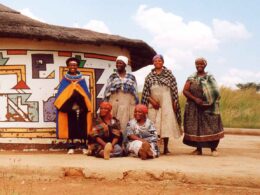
[
  {"x1": 84, "y1": 53, "x2": 116, "y2": 61},
  {"x1": 58, "y1": 51, "x2": 72, "y2": 57},
  {"x1": 7, "y1": 50, "x2": 27, "y2": 55}
]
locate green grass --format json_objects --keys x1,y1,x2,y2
[
  {"x1": 140, "y1": 87, "x2": 260, "y2": 129},
  {"x1": 179, "y1": 87, "x2": 260, "y2": 129},
  {"x1": 218, "y1": 87, "x2": 260, "y2": 128}
]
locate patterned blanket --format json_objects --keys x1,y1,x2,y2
[{"x1": 141, "y1": 67, "x2": 181, "y2": 125}]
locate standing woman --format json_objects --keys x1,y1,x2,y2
[
  {"x1": 141, "y1": 54, "x2": 182, "y2": 154},
  {"x1": 104, "y1": 56, "x2": 139, "y2": 132},
  {"x1": 54, "y1": 57, "x2": 92, "y2": 154},
  {"x1": 183, "y1": 57, "x2": 224, "y2": 156}
]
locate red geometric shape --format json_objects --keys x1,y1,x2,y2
[
  {"x1": 12, "y1": 80, "x2": 30, "y2": 89},
  {"x1": 7, "y1": 50, "x2": 27, "y2": 55},
  {"x1": 58, "y1": 51, "x2": 72, "y2": 57},
  {"x1": 84, "y1": 53, "x2": 117, "y2": 61}
]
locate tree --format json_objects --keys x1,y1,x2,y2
[{"x1": 236, "y1": 82, "x2": 260, "y2": 91}]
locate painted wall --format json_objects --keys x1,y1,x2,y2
[{"x1": 0, "y1": 38, "x2": 131, "y2": 138}]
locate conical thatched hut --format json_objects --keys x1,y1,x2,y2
[{"x1": 0, "y1": 3, "x2": 156, "y2": 148}]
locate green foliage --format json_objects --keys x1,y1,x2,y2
[{"x1": 236, "y1": 82, "x2": 260, "y2": 91}]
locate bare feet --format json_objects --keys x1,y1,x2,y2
[
  {"x1": 139, "y1": 142, "x2": 152, "y2": 160},
  {"x1": 163, "y1": 148, "x2": 170, "y2": 155},
  {"x1": 190, "y1": 149, "x2": 202, "y2": 155},
  {"x1": 104, "y1": 142, "x2": 112, "y2": 160},
  {"x1": 67, "y1": 149, "x2": 74, "y2": 154},
  {"x1": 211, "y1": 150, "x2": 219, "y2": 157}
]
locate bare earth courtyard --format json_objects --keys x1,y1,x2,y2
[{"x1": 0, "y1": 134, "x2": 259, "y2": 195}]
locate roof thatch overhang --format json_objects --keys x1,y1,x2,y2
[{"x1": 0, "y1": 3, "x2": 156, "y2": 71}]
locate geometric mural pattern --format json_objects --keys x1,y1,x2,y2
[
  {"x1": 74, "y1": 55, "x2": 86, "y2": 68},
  {"x1": 0, "y1": 49, "x2": 117, "y2": 138},
  {"x1": 1, "y1": 94, "x2": 38, "y2": 122},
  {"x1": 94, "y1": 68, "x2": 105, "y2": 113},
  {"x1": 0, "y1": 52, "x2": 9, "y2": 65},
  {"x1": 31, "y1": 54, "x2": 54, "y2": 79},
  {"x1": 43, "y1": 96, "x2": 56, "y2": 122},
  {"x1": 0, "y1": 65, "x2": 30, "y2": 89}
]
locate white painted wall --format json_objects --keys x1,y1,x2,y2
[{"x1": 0, "y1": 38, "x2": 132, "y2": 135}]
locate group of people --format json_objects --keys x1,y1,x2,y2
[{"x1": 54, "y1": 54, "x2": 224, "y2": 160}]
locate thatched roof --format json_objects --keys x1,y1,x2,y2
[{"x1": 0, "y1": 4, "x2": 156, "y2": 71}]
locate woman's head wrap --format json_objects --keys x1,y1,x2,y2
[
  {"x1": 116, "y1": 56, "x2": 128, "y2": 65},
  {"x1": 135, "y1": 104, "x2": 148, "y2": 114},
  {"x1": 195, "y1": 57, "x2": 207, "y2": 65},
  {"x1": 152, "y1": 54, "x2": 164, "y2": 63},
  {"x1": 100, "y1": 101, "x2": 112, "y2": 111},
  {"x1": 66, "y1": 57, "x2": 80, "y2": 66}
]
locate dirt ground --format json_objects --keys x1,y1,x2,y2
[
  {"x1": 0, "y1": 134, "x2": 260, "y2": 195},
  {"x1": 1, "y1": 177, "x2": 260, "y2": 195}
]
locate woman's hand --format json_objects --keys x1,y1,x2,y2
[
  {"x1": 194, "y1": 97, "x2": 203, "y2": 105},
  {"x1": 149, "y1": 97, "x2": 160, "y2": 110},
  {"x1": 151, "y1": 101, "x2": 160, "y2": 109}
]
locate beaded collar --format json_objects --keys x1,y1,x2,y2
[{"x1": 64, "y1": 71, "x2": 82, "y2": 81}]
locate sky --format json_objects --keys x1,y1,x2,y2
[{"x1": 1, "y1": 0, "x2": 259, "y2": 91}]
